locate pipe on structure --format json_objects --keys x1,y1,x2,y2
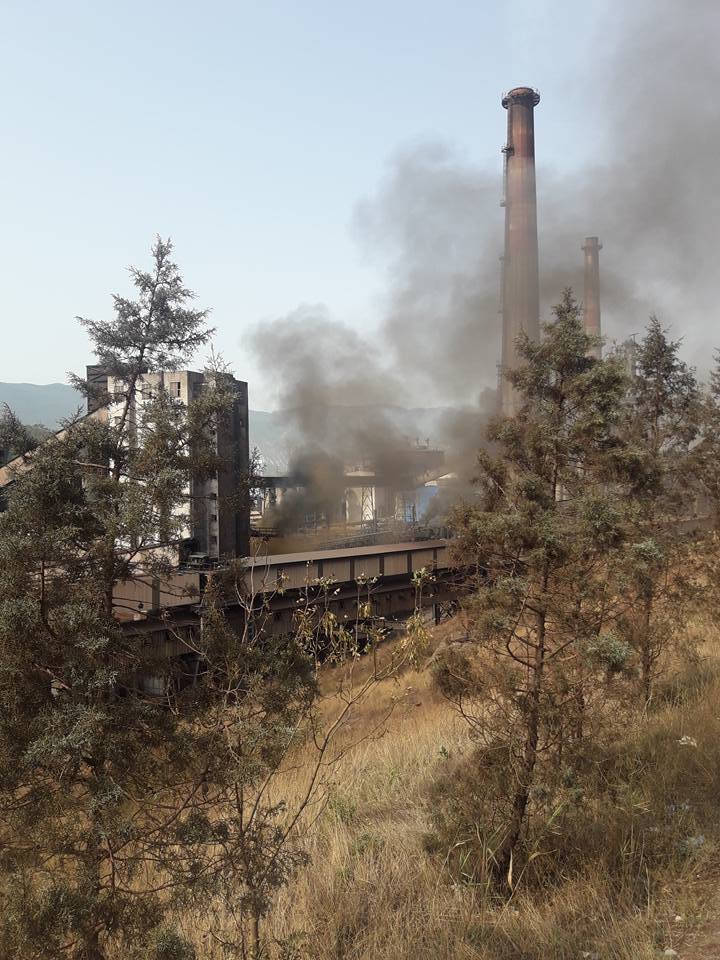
[
  {"x1": 500, "y1": 86, "x2": 541, "y2": 416},
  {"x1": 582, "y1": 237, "x2": 603, "y2": 360}
]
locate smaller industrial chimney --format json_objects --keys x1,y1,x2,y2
[{"x1": 581, "y1": 237, "x2": 602, "y2": 360}]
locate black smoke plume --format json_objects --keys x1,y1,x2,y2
[
  {"x1": 265, "y1": 449, "x2": 347, "y2": 534},
  {"x1": 250, "y1": 0, "x2": 720, "y2": 527}
]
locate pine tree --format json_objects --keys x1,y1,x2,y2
[
  {"x1": 0, "y1": 403, "x2": 38, "y2": 465},
  {"x1": 0, "y1": 238, "x2": 415, "y2": 958},
  {"x1": 434, "y1": 291, "x2": 632, "y2": 890},
  {"x1": 67, "y1": 236, "x2": 223, "y2": 616},
  {"x1": 614, "y1": 317, "x2": 700, "y2": 703},
  {"x1": 0, "y1": 239, "x2": 234, "y2": 959}
]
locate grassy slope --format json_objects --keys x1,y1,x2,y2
[{"x1": 274, "y1": 634, "x2": 720, "y2": 959}]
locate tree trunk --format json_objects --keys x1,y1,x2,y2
[
  {"x1": 495, "y1": 606, "x2": 546, "y2": 891},
  {"x1": 77, "y1": 815, "x2": 107, "y2": 960},
  {"x1": 249, "y1": 912, "x2": 262, "y2": 960},
  {"x1": 640, "y1": 595, "x2": 653, "y2": 706},
  {"x1": 573, "y1": 684, "x2": 585, "y2": 741},
  {"x1": 79, "y1": 935, "x2": 106, "y2": 960}
]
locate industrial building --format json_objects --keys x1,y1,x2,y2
[
  {"x1": 0, "y1": 81, "x2": 623, "y2": 698},
  {"x1": 1, "y1": 367, "x2": 251, "y2": 561},
  {"x1": 96, "y1": 366, "x2": 251, "y2": 561},
  {"x1": 3, "y1": 82, "x2": 610, "y2": 561},
  {"x1": 253, "y1": 440, "x2": 446, "y2": 538}
]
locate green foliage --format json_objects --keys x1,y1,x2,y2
[
  {"x1": 0, "y1": 403, "x2": 39, "y2": 463},
  {"x1": 429, "y1": 678, "x2": 720, "y2": 895},
  {"x1": 690, "y1": 350, "x2": 720, "y2": 524},
  {"x1": 72, "y1": 236, "x2": 213, "y2": 396},
  {"x1": 435, "y1": 301, "x2": 709, "y2": 897},
  {"x1": 144, "y1": 929, "x2": 196, "y2": 960},
  {"x1": 0, "y1": 238, "x2": 374, "y2": 959},
  {"x1": 610, "y1": 320, "x2": 701, "y2": 702},
  {"x1": 438, "y1": 291, "x2": 636, "y2": 888},
  {"x1": 0, "y1": 240, "x2": 242, "y2": 958},
  {"x1": 632, "y1": 317, "x2": 699, "y2": 459},
  {"x1": 583, "y1": 631, "x2": 632, "y2": 673}
]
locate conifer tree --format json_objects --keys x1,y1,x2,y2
[
  {"x1": 614, "y1": 317, "x2": 700, "y2": 703},
  {"x1": 434, "y1": 291, "x2": 631, "y2": 889},
  {"x1": 0, "y1": 403, "x2": 38, "y2": 464},
  {"x1": 0, "y1": 238, "x2": 415, "y2": 959},
  {"x1": 0, "y1": 239, "x2": 236, "y2": 959}
]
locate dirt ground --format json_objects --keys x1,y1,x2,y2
[{"x1": 684, "y1": 914, "x2": 720, "y2": 960}]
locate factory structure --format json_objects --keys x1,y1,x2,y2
[
  {"x1": 342, "y1": 444, "x2": 446, "y2": 524},
  {"x1": 249, "y1": 65, "x2": 617, "y2": 540},
  {"x1": 500, "y1": 87, "x2": 542, "y2": 415},
  {"x1": 1, "y1": 84, "x2": 614, "y2": 565},
  {"x1": 1, "y1": 366, "x2": 445, "y2": 558},
  {"x1": 498, "y1": 86, "x2": 605, "y2": 411},
  {"x1": 0, "y1": 367, "x2": 251, "y2": 563},
  {"x1": 582, "y1": 237, "x2": 603, "y2": 361},
  {"x1": 99, "y1": 367, "x2": 250, "y2": 562},
  {"x1": 1, "y1": 85, "x2": 615, "y2": 560},
  {"x1": 253, "y1": 441, "x2": 446, "y2": 538},
  {"x1": 0, "y1": 82, "x2": 668, "y2": 694}
]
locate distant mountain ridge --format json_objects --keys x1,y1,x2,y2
[
  {"x1": 0, "y1": 382, "x2": 453, "y2": 475},
  {"x1": 0, "y1": 382, "x2": 84, "y2": 427}
]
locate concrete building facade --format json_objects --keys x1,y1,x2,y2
[{"x1": 102, "y1": 368, "x2": 250, "y2": 562}]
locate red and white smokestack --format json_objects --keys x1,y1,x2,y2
[
  {"x1": 500, "y1": 87, "x2": 541, "y2": 416},
  {"x1": 582, "y1": 237, "x2": 602, "y2": 360}
]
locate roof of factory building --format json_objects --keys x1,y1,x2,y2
[{"x1": 0, "y1": 407, "x2": 106, "y2": 489}]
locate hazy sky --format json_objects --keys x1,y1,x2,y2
[{"x1": 1, "y1": 0, "x2": 712, "y2": 410}]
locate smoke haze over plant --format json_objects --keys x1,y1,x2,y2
[
  {"x1": 537, "y1": 0, "x2": 720, "y2": 376},
  {"x1": 248, "y1": 0, "x2": 720, "y2": 518},
  {"x1": 250, "y1": 307, "x2": 449, "y2": 523},
  {"x1": 253, "y1": 0, "x2": 719, "y2": 403}
]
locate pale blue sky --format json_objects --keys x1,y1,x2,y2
[{"x1": 0, "y1": 0, "x2": 631, "y2": 407}]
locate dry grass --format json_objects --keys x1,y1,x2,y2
[{"x1": 177, "y1": 620, "x2": 720, "y2": 959}]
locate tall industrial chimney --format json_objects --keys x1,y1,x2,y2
[
  {"x1": 582, "y1": 236, "x2": 602, "y2": 360},
  {"x1": 500, "y1": 86, "x2": 541, "y2": 416}
]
